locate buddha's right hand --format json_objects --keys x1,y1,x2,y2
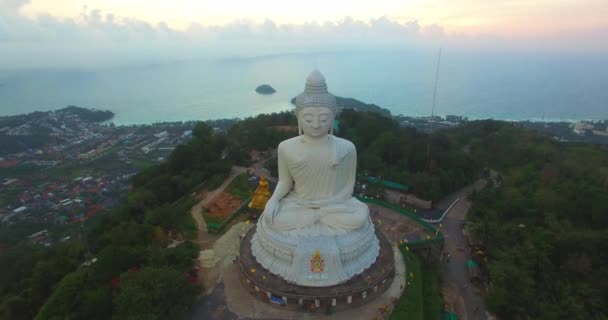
[{"x1": 263, "y1": 198, "x2": 280, "y2": 224}]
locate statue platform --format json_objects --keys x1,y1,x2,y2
[{"x1": 238, "y1": 225, "x2": 395, "y2": 311}]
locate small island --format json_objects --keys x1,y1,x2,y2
[{"x1": 255, "y1": 84, "x2": 276, "y2": 95}]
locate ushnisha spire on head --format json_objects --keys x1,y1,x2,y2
[{"x1": 295, "y1": 69, "x2": 338, "y2": 116}]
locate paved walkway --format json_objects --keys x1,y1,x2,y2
[{"x1": 186, "y1": 222, "x2": 406, "y2": 320}]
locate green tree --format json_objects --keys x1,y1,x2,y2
[
  {"x1": 92, "y1": 245, "x2": 144, "y2": 283},
  {"x1": 0, "y1": 295, "x2": 28, "y2": 320},
  {"x1": 144, "y1": 203, "x2": 180, "y2": 230},
  {"x1": 113, "y1": 267, "x2": 199, "y2": 320},
  {"x1": 79, "y1": 286, "x2": 113, "y2": 320},
  {"x1": 35, "y1": 271, "x2": 87, "y2": 320}
]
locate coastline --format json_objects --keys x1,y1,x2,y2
[
  {"x1": 3, "y1": 99, "x2": 605, "y2": 157},
  {"x1": 3, "y1": 99, "x2": 606, "y2": 126}
]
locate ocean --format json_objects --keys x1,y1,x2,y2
[{"x1": 0, "y1": 50, "x2": 606, "y2": 124}]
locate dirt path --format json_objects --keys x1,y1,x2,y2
[{"x1": 190, "y1": 166, "x2": 247, "y2": 249}]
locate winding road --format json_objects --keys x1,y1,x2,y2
[{"x1": 437, "y1": 179, "x2": 490, "y2": 320}]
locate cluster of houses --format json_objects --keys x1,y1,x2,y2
[
  {"x1": 0, "y1": 114, "x2": 113, "y2": 168},
  {"x1": 1, "y1": 125, "x2": 196, "y2": 247},
  {"x1": 397, "y1": 115, "x2": 465, "y2": 132},
  {"x1": 573, "y1": 121, "x2": 608, "y2": 136},
  {"x1": 0, "y1": 173, "x2": 133, "y2": 227},
  {"x1": 1, "y1": 110, "x2": 204, "y2": 246},
  {"x1": 76, "y1": 139, "x2": 120, "y2": 160}
]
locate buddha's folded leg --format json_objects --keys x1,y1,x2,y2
[
  {"x1": 319, "y1": 198, "x2": 370, "y2": 231},
  {"x1": 269, "y1": 201, "x2": 316, "y2": 231}
]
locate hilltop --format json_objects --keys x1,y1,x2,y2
[
  {"x1": 2, "y1": 100, "x2": 608, "y2": 319},
  {"x1": 290, "y1": 96, "x2": 391, "y2": 116}
]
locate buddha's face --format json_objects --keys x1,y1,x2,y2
[{"x1": 298, "y1": 107, "x2": 335, "y2": 138}]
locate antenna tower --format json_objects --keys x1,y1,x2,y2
[{"x1": 426, "y1": 48, "x2": 442, "y2": 173}]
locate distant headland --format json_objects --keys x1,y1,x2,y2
[
  {"x1": 290, "y1": 96, "x2": 391, "y2": 116},
  {"x1": 62, "y1": 106, "x2": 114, "y2": 122},
  {"x1": 0, "y1": 106, "x2": 114, "y2": 154},
  {"x1": 255, "y1": 84, "x2": 276, "y2": 95}
]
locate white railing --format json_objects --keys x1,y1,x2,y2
[{"x1": 421, "y1": 198, "x2": 460, "y2": 223}]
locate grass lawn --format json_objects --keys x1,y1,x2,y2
[
  {"x1": 201, "y1": 208, "x2": 224, "y2": 225},
  {"x1": 391, "y1": 249, "x2": 444, "y2": 320},
  {"x1": 422, "y1": 265, "x2": 443, "y2": 320},
  {"x1": 225, "y1": 173, "x2": 253, "y2": 200}
]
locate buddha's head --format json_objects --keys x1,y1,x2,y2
[
  {"x1": 295, "y1": 70, "x2": 338, "y2": 137},
  {"x1": 259, "y1": 176, "x2": 268, "y2": 188},
  {"x1": 298, "y1": 106, "x2": 334, "y2": 138}
]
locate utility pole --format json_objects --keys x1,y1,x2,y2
[{"x1": 80, "y1": 217, "x2": 92, "y2": 260}]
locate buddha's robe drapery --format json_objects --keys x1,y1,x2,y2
[{"x1": 269, "y1": 135, "x2": 369, "y2": 235}]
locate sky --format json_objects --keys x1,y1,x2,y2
[{"x1": 1, "y1": 0, "x2": 607, "y2": 68}]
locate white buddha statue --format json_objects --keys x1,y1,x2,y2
[{"x1": 251, "y1": 70, "x2": 379, "y2": 287}]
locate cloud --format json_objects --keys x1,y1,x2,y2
[
  {"x1": 1, "y1": 7, "x2": 448, "y2": 69},
  {"x1": 0, "y1": 5, "x2": 605, "y2": 69},
  {"x1": 0, "y1": 0, "x2": 31, "y2": 12}
]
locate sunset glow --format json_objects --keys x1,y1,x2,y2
[{"x1": 17, "y1": 0, "x2": 608, "y2": 37}]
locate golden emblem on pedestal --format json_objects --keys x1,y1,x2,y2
[{"x1": 310, "y1": 249, "x2": 324, "y2": 273}]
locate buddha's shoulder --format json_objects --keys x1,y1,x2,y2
[
  {"x1": 278, "y1": 136, "x2": 355, "y2": 150},
  {"x1": 331, "y1": 136, "x2": 356, "y2": 152},
  {"x1": 277, "y1": 137, "x2": 300, "y2": 149},
  {"x1": 277, "y1": 137, "x2": 301, "y2": 155}
]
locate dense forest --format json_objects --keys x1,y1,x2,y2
[
  {"x1": 460, "y1": 121, "x2": 608, "y2": 319},
  {"x1": 2, "y1": 109, "x2": 606, "y2": 318},
  {"x1": 338, "y1": 110, "x2": 477, "y2": 201},
  {"x1": 0, "y1": 123, "x2": 228, "y2": 319}
]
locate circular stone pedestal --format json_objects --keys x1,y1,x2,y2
[{"x1": 238, "y1": 226, "x2": 395, "y2": 312}]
